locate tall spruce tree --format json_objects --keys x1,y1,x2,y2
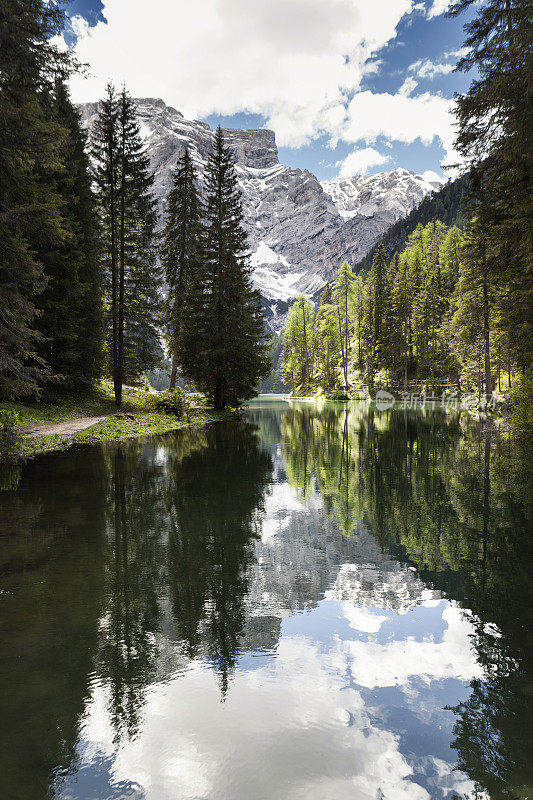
[
  {"x1": 92, "y1": 87, "x2": 162, "y2": 405},
  {"x1": 179, "y1": 127, "x2": 269, "y2": 408},
  {"x1": 35, "y1": 79, "x2": 103, "y2": 386},
  {"x1": 161, "y1": 148, "x2": 203, "y2": 389},
  {"x1": 0, "y1": 0, "x2": 71, "y2": 397},
  {"x1": 92, "y1": 85, "x2": 120, "y2": 400},
  {"x1": 363, "y1": 244, "x2": 389, "y2": 385},
  {"x1": 450, "y1": 0, "x2": 532, "y2": 373},
  {"x1": 333, "y1": 261, "x2": 356, "y2": 390},
  {"x1": 117, "y1": 89, "x2": 162, "y2": 394}
]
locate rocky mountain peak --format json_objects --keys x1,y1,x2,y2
[
  {"x1": 79, "y1": 97, "x2": 441, "y2": 331},
  {"x1": 221, "y1": 127, "x2": 278, "y2": 169}
]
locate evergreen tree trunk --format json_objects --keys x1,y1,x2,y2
[
  {"x1": 169, "y1": 348, "x2": 179, "y2": 390},
  {"x1": 110, "y1": 138, "x2": 119, "y2": 404},
  {"x1": 117, "y1": 119, "x2": 125, "y2": 408},
  {"x1": 482, "y1": 265, "x2": 491, "y2": 402}
]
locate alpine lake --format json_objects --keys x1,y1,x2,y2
[{"x1": 0, "y1": 397, "x2": 531, "y2": 800}]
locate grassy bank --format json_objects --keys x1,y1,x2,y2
[{"x1": 1, "y1": 383, "x2": 224, "y2": 458}]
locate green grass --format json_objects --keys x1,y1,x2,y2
[
  {"x1": 19, "y1": 411, "x2": 213, "y2": 456},
  {"x1": 2, "y1": 382, "x2": 152, "y2": 429},
  {"x1": 1, "y1": 382, "x2": 228, "y2": 458}
]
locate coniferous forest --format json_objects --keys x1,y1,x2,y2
[
  {"x1": 0, "y1": 1, "x2": 268, "y2": 414},
  {"x1": 1, "y1": 3, "x2": 533, "y2": 799},
  {"x1": 279, "y1": 0, "x2": 532, "y2": 429},
  {"x1": 0, "y1": 0, "x2": 531, "y2": 431}
]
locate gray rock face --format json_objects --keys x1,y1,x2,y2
[{"x1": 80, "y1": 98, "x2": 439, "y2": 332}]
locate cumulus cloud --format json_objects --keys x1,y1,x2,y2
[
  {"x1": 338, "y1": 147, "x2": 390, "y2": 177},
  {"x1": 61, "y1": 0, "x2": 459, "y2": 168},
  {"x1": 409, "y1": 56, "x2": 455, "y2": 79},
  {"x1": 340, "y1": 89, "x2": 458, "y2": 168},
  {"x1": 63, "y1": 0, "x2": 413, "y2": 147},
  {"x1": 426, "y1": 0, "x2": 451, "y2": 18}
]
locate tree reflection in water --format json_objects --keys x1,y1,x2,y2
[{"x1": 269, "y1": 401, "x2": 532, "y2": 800}]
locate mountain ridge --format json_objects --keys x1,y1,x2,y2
[{"x1": 79, "y1": 97, "x2": 444, "y2": 331}]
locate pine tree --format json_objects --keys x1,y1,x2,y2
[
  {"x1": 0, "y1": 0, "x2": 71, "y2": 397},
  {"x1": 161, "y1": 147, "x2": 203, "y2": 389},
  {"x1": 450, "y1": 0, "x2": 533, "y2": 372},
  {"x1": 448, "y1": 218, "x2": 494, "y2": 397},
  {"x1": 92, "y1": 84, "x2": 120, "y2": 400},
  {"x1": 34, "y1": 80, "x2": 104, "y2": 386},
  {"x1": 180, "y1": 127, "x2": 269, "y2": 408},
  {"x1": 117, "y1": 89, "x2": 162, "y2": 391},
  {"x1": 333, "y1": 261, "x2": 356, "y2": 389},
  {"x1": 92, "y1": 87, "x2": 162, "y2": 405}
]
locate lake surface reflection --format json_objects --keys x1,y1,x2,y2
[{"x1": 0, "y1": 400, "x2": 531, "y2": 800}]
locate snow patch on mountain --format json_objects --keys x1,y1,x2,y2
[
  {"x1": 79, "y1": 98, "x2": 442, "y2": 332},
  {"x1": 321, "y1": 168, "x2": 444, "y2": 222}
]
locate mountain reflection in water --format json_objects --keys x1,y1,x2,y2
[{"x1": 0, "y1": 400, "x2": 531, "y2": 800}]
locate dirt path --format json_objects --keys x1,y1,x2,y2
[{"x1": 21, "y1": 415, "x2": 111, "y2": 438}]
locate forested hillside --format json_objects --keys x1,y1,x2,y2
[
  {"x1": 279, "y1": 0, "x2": 532, "y2": 434},
  {"x1": 355, "y1": 175, "x2": 469, "y2": 273}
]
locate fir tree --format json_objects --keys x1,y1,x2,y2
[
  {"x1": 0, "y1": 0, "x2": 71, "y2": 397},
  {"x1": 35, "y1": 79, "x2": 104, "y2": 386},
  {"x1": 333, "y1": 261, "x2": 356, "y2": 389},
  {"x1": 92, "y1": 84, "x2": 120, "y2": 399},
  {"x1": 92, "y1": 87, "x2": 162, "y2": 405},
  {"x1": 117, "y1": 89, "x2": 162, "y2": 391},
  {"x1": 180, "y1": 127, "x2": 269, "y2": 408},
  {"x1": 450, "y1": 0, "x2": 533, "y2": 372},
  {"x1": 160, "y1": 147, "x2": 203, "y2": 389}
]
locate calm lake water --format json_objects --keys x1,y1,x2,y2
[{"x1": 0, "y1": 399, "x2": 532, "y2": 800}]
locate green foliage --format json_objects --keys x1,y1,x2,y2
[
  {"x1": 178, "y1": 127, "x2": 270, "y2": 409},
  {"x1": 281, "y1": 296, "x2": 315, "y2": 393},
  {"x1": 161, "y1": 147, "x2": 204, "y2": 389},
  {"x1": 326, "y1": 389, "x2": 349, "y2": 402},
  {"x1": 149, "y1": 389, "x2": 190, "y2": 418},
  {"x1": 0, "y1": 411, "x2": 23, "y2": 461},
  {"x1": 34, "y1": 79, "x2": 104, "y2": 386},
  {"x1": 0, "y1": 0, "x2": 73, "y2": 397},
  {"x1": 450, "y1": 0, "x2": 533, "y2": 374},
  {"x1": 92, "y1": 86, "x2": 162, "y2": 405},
  {"x1": 501, "y1": 371, "x2": 533, "y2": 437}
]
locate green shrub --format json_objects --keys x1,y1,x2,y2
[
  {"x1": 501, "y1": 371, "x2": 533, "y2": 438},
  {"x1": 149, "y1": 388, "x2": 190, "y2": 418},
  {"x1": 0, "y1": 411, "x2": 23, "y2": 461},
  {"x1": 326, "y1": 389, "x2": 350, "y2": 402}
]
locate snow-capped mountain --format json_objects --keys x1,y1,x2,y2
[
  {"x1": 79, "y1": 98, "x2": 442, "y2": 331},
  {"x1": 321, "y1": 169, "x2": 443, "y2": 221}
]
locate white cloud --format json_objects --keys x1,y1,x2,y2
[
  {"x1": 66, "y1": 599, "x2": 483, "y2": 800},
  {"x1": 422, "y1": 169, "x2": 445, "y2": 183},
  {"x1": 340, "y1": 89, "x2": 458, "y2": 168},
  {"x1": 427, "y1": 0, "x2": 451, "y2": 19},
  {"x1": 338, "y1": 147, "x2": 390, "y2": 177},
  {"x1": 63, "y1": 0, "x2": 418, "y2": 149},
  {"x1": 398, "y1": 76, "x2": 419, "y2": 96},
  {"x1": 61, "y1": 0, "x2": 460, "y2": 170},
  {"x1": 409, "y1": 56, "x2": 455, "y2": 79}
]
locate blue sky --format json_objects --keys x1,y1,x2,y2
[{"x1": 62, "y1": 0, "x2": 475, "y2": 181}]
